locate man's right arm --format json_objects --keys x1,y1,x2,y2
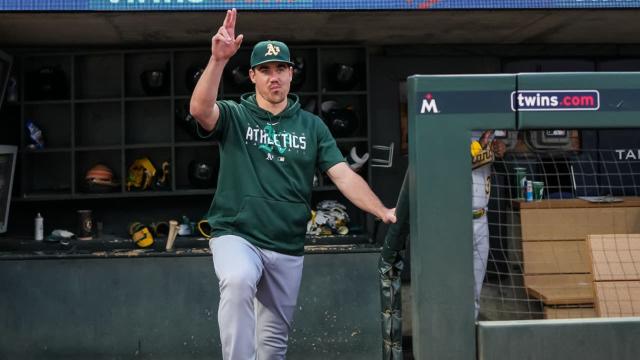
[
  {"x1": 190, "y1": 57, "x2": 226, "y2": 132},
  {"x1": 190, "y1": 8, "x2": 243, "y2": 132}
]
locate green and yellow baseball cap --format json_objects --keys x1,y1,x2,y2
[{"x1": 250, "y1": 40, "x2": 294, "y2": 68}]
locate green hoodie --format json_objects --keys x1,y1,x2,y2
[{"x1": 200, "y1": 93, "x2": 345, "y2": 255}]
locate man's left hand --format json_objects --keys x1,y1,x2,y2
[{"x1": 379, "y1": 208, "x2": 397, "y2": 224}]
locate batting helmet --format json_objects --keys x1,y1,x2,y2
[
  {"x1": 84, "y1": 163, "x2": 119, "y2": 193},
  {"x1": 321, "y1": 100, "x2": 358, "y2": 138}
]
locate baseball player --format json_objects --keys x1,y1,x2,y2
[
  {"x1": 190, "y1": 9, "x2": 396, "y2": 360},
  {"x1": 471, "y1": 130, "x2": 505, "y2": 319}
]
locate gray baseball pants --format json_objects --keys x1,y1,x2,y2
[
  {"x1": 210, "y1": 234, "x2": 304, "y2": 360},
  {"x1": 473, "y1": 214, "x2": 489, "y2": 319}
]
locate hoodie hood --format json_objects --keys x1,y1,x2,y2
[{"x1": 240, "y1": 93, "x2": 301, "y2": 123}]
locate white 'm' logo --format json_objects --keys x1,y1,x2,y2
[
  {"x1": 265, "y1": 44, "x2": 280, "y2": 56},
  {"x1": 420, "y1": 98, "x2": 440, "y2": 114}
]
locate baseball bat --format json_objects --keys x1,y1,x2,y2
[{"x1": 166, "y1": 220, "x2": 179, "y2": 252}]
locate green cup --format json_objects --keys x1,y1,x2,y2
[
  {"x1": 533, "y1": 181, "x2": 544, "y2": 200},
  {"x1": 514, "y1": 167, "x2": 527, "y2": 200}
]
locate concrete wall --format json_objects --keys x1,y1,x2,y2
[
  {"x1": 478, "y1": 319, "x2": 640, "y2": 360},
  {"x1": 0, "y1": 249, "x2": 381, "y2": 359}
]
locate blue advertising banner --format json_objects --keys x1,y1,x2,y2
[{"x1": 1, "y1": 0, "x2": 640, "y2": 11}]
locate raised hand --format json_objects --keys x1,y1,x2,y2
[
  {"x1": 211, "y1": 8, "x2": 244, "y2": 62},
  {"x1": 479, "y1": 130, "x2": 494, "y2": 148}
]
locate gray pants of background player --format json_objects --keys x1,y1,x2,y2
[
  {"x1": 473, "y1": 214, "x2": 490, "y2": 319},
  {"x1": 210, "y1": 235, "x2": 304, "y2": 360}
]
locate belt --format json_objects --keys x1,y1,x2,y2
[{"x1": 472, "y1": 208, "x2": 486, "y2": 219}]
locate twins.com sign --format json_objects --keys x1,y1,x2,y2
[
  {"x1": 511, "y1": 90, "x2": 600, "y2": 111},
  {"x1": 417, "y1": 90, "x2": 600, "y2": 114}
]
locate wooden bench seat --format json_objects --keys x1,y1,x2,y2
[{"x1": 524, "y1": 274, "x2": 593, "y2": 305}]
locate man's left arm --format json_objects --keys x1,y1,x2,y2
[{"x1": 326, "y1": 162, "x2": 396, "y2": 224}]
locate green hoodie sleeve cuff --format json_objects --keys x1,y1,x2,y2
[{"x1": 196, "y1": 121, "x2": 217, "y2": 139}]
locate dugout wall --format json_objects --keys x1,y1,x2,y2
[{"x1": 407, "y1": 73, "x2": 640, "y2": 360}]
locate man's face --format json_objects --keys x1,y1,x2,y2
[{"x1": 249, "y1": 62, "x2": 293, "y2": 106}]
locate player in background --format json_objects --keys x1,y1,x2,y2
[{"x1": 471, "y1": 130, "x2": 506, "y2": 319}]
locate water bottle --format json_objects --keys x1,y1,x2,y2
[{"x1": 35, "y1": 213, "x2": 44, "y2": 241}]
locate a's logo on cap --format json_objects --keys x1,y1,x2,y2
[{"x1": 265, "y1": 43, "x2": 280, "y2": 56}]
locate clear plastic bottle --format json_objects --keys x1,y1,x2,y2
[{"x1": 35, "y1": 213, "x2": 44, "y2": 241}]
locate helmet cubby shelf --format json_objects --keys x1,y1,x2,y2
[{"x1": 8, "y1": 46, "x2": 370, "y2": 209}]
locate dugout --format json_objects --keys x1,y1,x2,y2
[
  {"x1": 2, "y1": 2, "x2": 640, "y2": 359},
  {"x1": 408, "y1": 72, "x2": 640, "y2": 360}
]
